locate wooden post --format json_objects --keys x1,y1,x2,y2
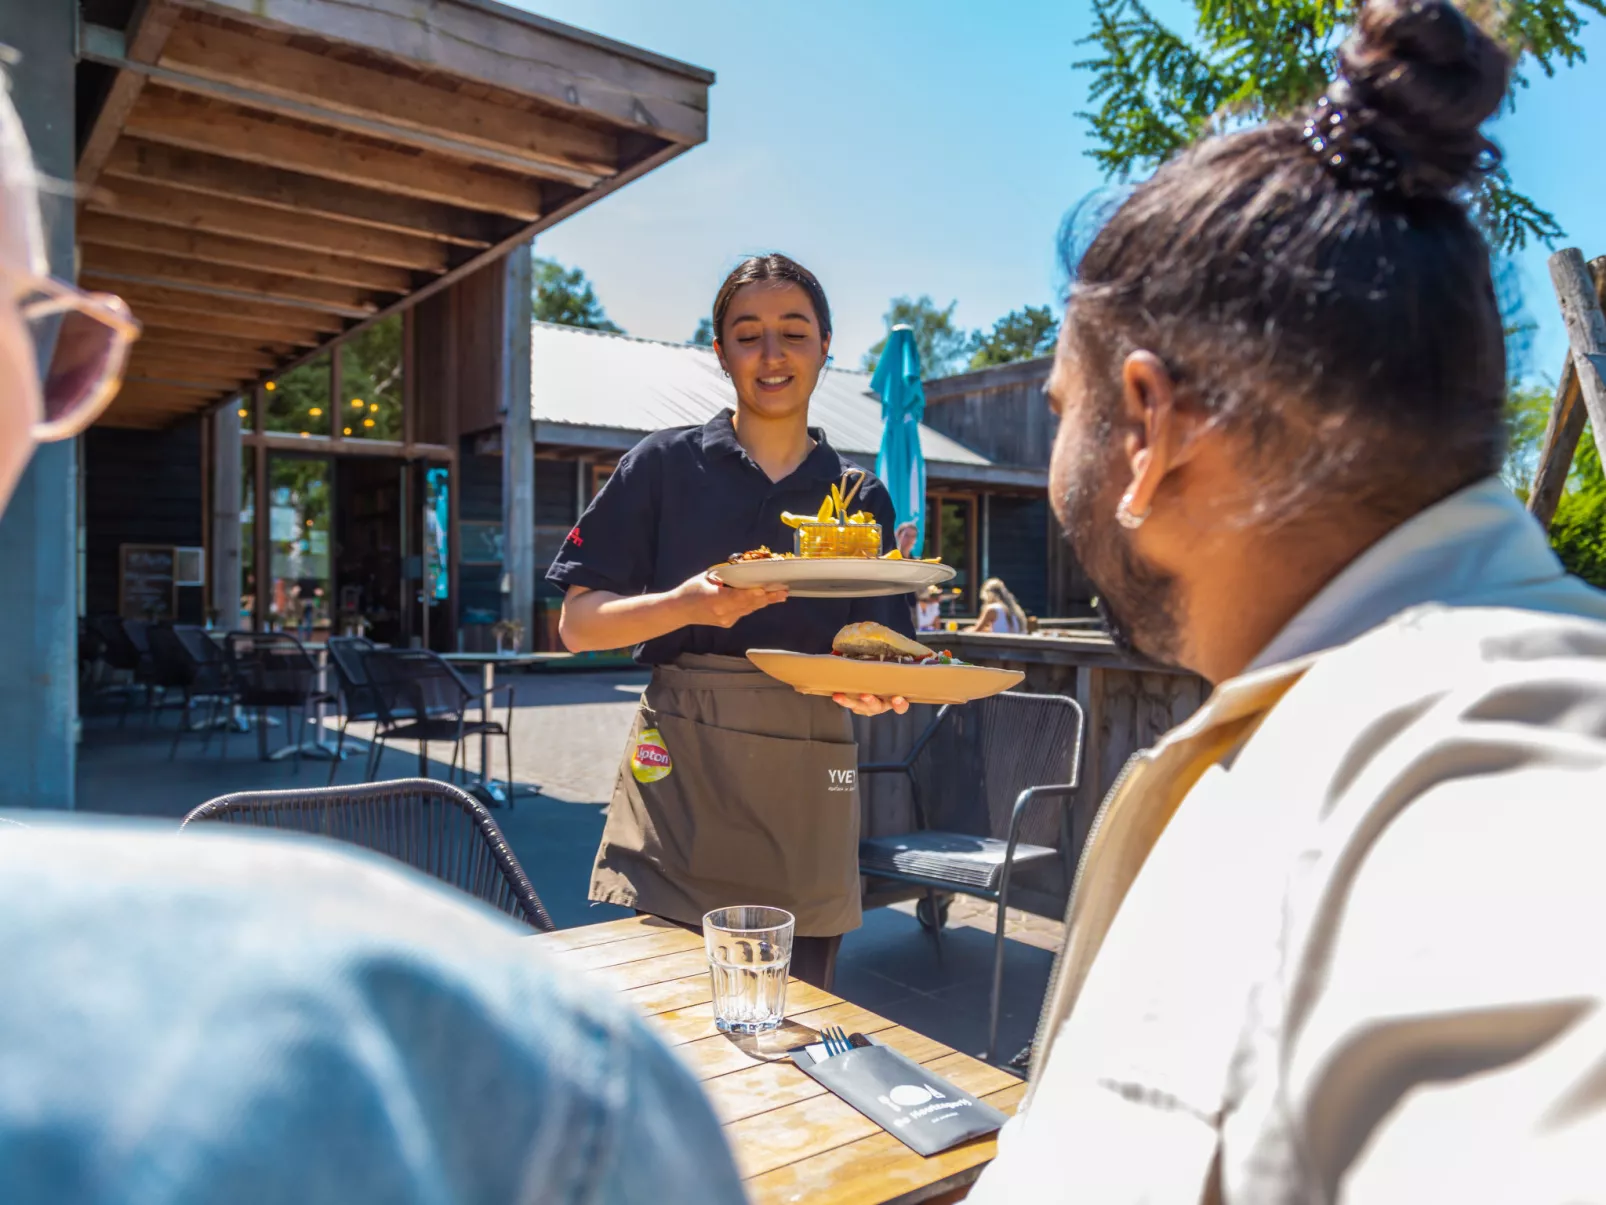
[
  {"x1": 210, "y1": 401, "x2": 242, "y2": 629},
  {"x1": 500, "y1": 243, "x2": 536, "y2": 644},
  {"x1": 1529, "y1": 255, "x2": 1606, "y2": 528}
]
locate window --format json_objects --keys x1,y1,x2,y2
[
  {"x1": 339, "y1": 315, "x2": 403, "y2": 440},
  {"x1": 264, "y1": 354, "x2": 331, "y2": 438},
  {"x1": 927, "y1": 493, "x2": 976, "y2": 613}
]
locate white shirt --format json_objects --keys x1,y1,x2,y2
[{"x1": 972, "y1": 477, "x2": 1606, "y2": 1204}]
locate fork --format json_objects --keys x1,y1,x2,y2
[{"x1": 821, "y1": 1025, "x2": 851, "y2": 1057}]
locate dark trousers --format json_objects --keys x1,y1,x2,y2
[{"x1": 638, "y1": 912, "x2": 843, "y2": 992}]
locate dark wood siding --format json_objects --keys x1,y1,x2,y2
[
  {"x1": 923, "y1": 358, "x2": 1056, "y2": 467},
  {"x1": 83, "y1": 420, "x2": 205, "y2": 620},
  {"x1": 987, "y1": 495, "x2": 1049, "y2": 617},
  {"x1": 536, "y1": 459, "x2": 578, "y2": 599}
]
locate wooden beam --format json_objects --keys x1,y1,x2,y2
[
  {"x1": 127, "y1": 371, "x2": 249, "y2": 393},
  {"x1": 113, "y1": 302, "x2": 326, "y2": 346},
  {"x1": 139, "y1": 325, "x2": 298, "y2": 357},
  {"x1": 131, "y1": 346, "x2": 277, "y2": 373},
  {"x1": 155, "y1": 19, "x2": 615, "y2": 180},
  {"x1": 89, "y1": 177, "x2": 451, "y2": 272},
  {"x1": 77, "y1": 0, "x2": 182, "y2": 187},
  {"x1": 78, "y1": 211, "x2": 413, "y2": 293},
  {"x1": 82, "y1": 245, "x2": 382, "y2": 316},
  {"x1": 126, "y1": 87, "x2": 545, "y2": 219},
  {"x1": 181, "y1": 0, "x2": 713, "y2": 144},
  {"x1": 104, "y1": 140, "x2": 498, "y2": 247},
  {"x1": 82, "y1": 276, "x2": 343, "y2": 332},
  {"x1": 1529, "y1": 255, "x2": 1606, "y2": 528}
]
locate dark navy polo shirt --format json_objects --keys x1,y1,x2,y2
[{"x1": 546, "y1": 411, "x2": 918, "y2": 665}]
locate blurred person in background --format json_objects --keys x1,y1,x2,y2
[
  {"x1": 966, "y1": 577, "x2": 1027, "y2": 634},
  {"x1": 915, "y1": 584, "x2": 943, "y2": 631},
  {"x1": 0, "y1": 62, "x2": 743, "y2": 1205},
  {"x1": 970, "y1": 1, "x2": 1606, "y2": 1201}
]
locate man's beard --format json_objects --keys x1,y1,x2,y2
[{"x1": 1057, "y1": 447, "x2": 1183, "y2": 667}]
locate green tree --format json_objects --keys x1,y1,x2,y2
[
  {"x1": 532, "y1": 257, "x2": 623, "y2": 332},
  {"x1": 969, "y1": 305, "x2": 1061, "y2": 369},
  {"x1": 1077, "y1": 0, "x2": 1605, "y2": 251},
  {"x1": 691, "y1": 316, "x2": 715, "y2": 346},
  {"x1": 863, "y1": 296, "x2": 973, "y2": 378}
]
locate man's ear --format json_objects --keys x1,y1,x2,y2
[{"x1": 1119, "y1": 350, "x2": 1191, "y2": 520}]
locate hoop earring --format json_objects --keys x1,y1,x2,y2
[{"x1": 1115, "y1": 492, "x2": 1149, "y2": 530}]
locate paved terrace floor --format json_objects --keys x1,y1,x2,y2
[{"x1": 74, "y1": 668, "x2": 1062, "y2": 1064}]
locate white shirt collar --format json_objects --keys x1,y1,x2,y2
[{"x1": 1246, "y1": 477, "x2": 1567, "y2": 672}]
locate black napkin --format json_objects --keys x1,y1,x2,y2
[{"x1": 794, "y1": 1039, "x2": 1007, "y2": 1156}]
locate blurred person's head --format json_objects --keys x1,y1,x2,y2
[
  {"x1": 1047, "y1": 0, "x2": 1509, "y2": 680},
  {"x1": 980, "y1": 577, "x2": 1027, "y2": 627},
  {"x1": 895, "y1": 522, "x2": 919, "y2": 557},
  {"x1": 0, "y1": 65, "x2": 137, "y2": 514}
]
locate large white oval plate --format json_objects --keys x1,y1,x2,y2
[
  {"x1": 746, "y1": 650, "x2": 1023, "y2": 705},
  {"x1": 709, "y1": 558, "x2": 956, "y2": 598}
]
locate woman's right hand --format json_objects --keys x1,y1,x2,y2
[{"x1": 672, "y1": 571, "x2": 788, "y2": 629}]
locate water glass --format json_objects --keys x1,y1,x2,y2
[{"x1": 703, "y1": 905, "x2": 794, "y2": 1034}]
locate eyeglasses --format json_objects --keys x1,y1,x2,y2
[{"x1": 14, "y1": 274, "x2": 141, "y2": 441}]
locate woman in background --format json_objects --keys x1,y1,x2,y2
[{"x1": 968, "y1": 577, "x2": 1027, "y2": 634}]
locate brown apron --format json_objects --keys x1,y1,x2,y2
[{"x1": 589, "y1": 653, "x2": 863, "y2": 937}]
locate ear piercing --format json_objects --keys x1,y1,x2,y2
[{"x1": 1115, "y1": 492, "x2": 1150, "y2": 530}]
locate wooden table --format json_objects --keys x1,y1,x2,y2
[{"x1": 529, "y1": 914, "x2": 1023, "y2": 1204}]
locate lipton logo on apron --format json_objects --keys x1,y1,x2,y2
[{"x1": 631, "y1": 727, "x2": 673, "y2": 783}]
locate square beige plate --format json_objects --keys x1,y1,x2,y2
[{"x1": 746, "y1": 650, "x2": 1024, "y2": 706}]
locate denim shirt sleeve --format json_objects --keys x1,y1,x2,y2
[{"x1": 0, "y1": 821, "x2": 746, "y2": 1205}]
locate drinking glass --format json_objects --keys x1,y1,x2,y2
[{"x1": 703, "y1": 905, "x2": 794, "y2": 1034}]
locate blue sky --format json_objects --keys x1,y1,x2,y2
[{"x1": 516, "y1": 1, "x2": 1604, "y2": 386}]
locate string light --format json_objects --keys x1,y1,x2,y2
[
  {"x1": 265, "y1": 382, "x2": 276, "y2": 392},
  {"x1": 237, "y1": 408, "x2": 247, "y2": 418},
  {"x1": 308, "y1": 407, "x2": 322, "y2": 417},
  {"x1": 343, "y1": 427, "x2": 352, "y2": 436},
  {"x1": 363, "y1": 418, "x2": 375, "y2": 428},
  {"x1": 351, "y1": 398, "x2": 364, "y2": 408},
  {"x1": 369, "y1": 402, "x2": 379, "y2": 412}
]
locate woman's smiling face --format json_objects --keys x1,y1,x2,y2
[{"x1": 715, "y1": 281, "x2": 830, "y2": 421}]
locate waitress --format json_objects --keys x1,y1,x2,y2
[{"x1": 547, "y1": 254, "x2": 913, "y2": 990}]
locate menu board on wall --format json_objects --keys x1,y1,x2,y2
[{"x1": 119, "y1": 544, "x2": 176, "y2": 621}]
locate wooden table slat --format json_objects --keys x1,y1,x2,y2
[
  {"x1": 526, "y1": 914, "x2": 663, "y2": 952},
  {"x1": 553, "y1": 926, "x2": 705, "y2": 969},
  {"x1": 587, "y1": 947, "x2": 710, "y2": 992},
  {"x1": 743, "y1": 1083, "x2": 1026, "y2": 1205},
  {"x1": 646, "y1": 981, "x2": 837, "y2": 1046}
]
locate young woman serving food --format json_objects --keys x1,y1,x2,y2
[{"x1": 548, "y1": 254, "x2": 916, "y2": 989}]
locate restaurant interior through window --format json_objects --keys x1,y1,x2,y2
[{"x1": 238, "y1": 314, "x2": 454, "y2": 649}]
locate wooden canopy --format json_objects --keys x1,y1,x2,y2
[{"x1": 75, "y1": 0, "x2": 713, "y2": 428}]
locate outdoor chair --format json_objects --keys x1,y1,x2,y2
[
  {"x1": 147, "y1": 625, "x2": 237, "y2": 760},
  {"x1": 363, "y1": 649, "x2": 514, "y2": 789},
  {"x1": 87, "y1": 614, "x2": 155, "y2": 726},
  {"x1": 181, "y1": 778, "x2": 552, "y2": 931},
  {"x1": 857, "y1": 691, "x2": 1084, "y2": 1062},
  {"x1": 323, "y1": 635, "x2": 396, "y2": 784},
  {"x1": 221, "y1": 631, "x2": 335, "y2": 764}
]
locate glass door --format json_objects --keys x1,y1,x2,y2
[{"x1": 268, "y1": 454, "x2": 334, "y2": 641}]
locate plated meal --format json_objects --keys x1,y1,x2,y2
[
  {"x1": 709, "y1": 472, "x2": 955, "y2": 597},
  {"x1": 747, "y1": 622, "x2": 1024, "y2": 706}
]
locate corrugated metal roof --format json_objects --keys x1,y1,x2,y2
[{"x1": 529, "y1": 322, "x2": 991, "y2": 467}]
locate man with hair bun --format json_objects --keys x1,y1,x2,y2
[{"x1": 970, "y1": 1, "x2": 1606, "y2": 1200}]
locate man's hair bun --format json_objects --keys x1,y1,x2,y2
[{"x1": 1324, "y1": 0, "x2": 1511, "y2": 197}]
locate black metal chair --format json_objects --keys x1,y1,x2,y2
[
  {"x1": 363, "y1": 649, "x2": 513, "y2": 788},
  {"x1": 88, "y1": 614, "x2": 155, "y2": 726},
  {"x1": 324, "y1": 636, "x2": 394, "y2": 784},
  {"x1": 180, "y1": 778, "x2": 553, "y2": 931},
  {"x1": 221, "y1": 631, "x2": 335, "y2": 763},
  {"x1": 147, "y1": 625, "x2": 237, "y2": 759},
  {"x1": 857, "y1": 692, "x2": 1085, "y2": 1061}
]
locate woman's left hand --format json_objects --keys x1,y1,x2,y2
[{"x1": 832, "y1": 693, "x2": 909, "y2": 717}]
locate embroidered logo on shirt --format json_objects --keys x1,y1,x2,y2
[
  {"x1": 631, "y1": 727, "x2": 672, "y2": 783},
  {"x1": 566, "y1": 526, "x2": 583, "y2": 547}
]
